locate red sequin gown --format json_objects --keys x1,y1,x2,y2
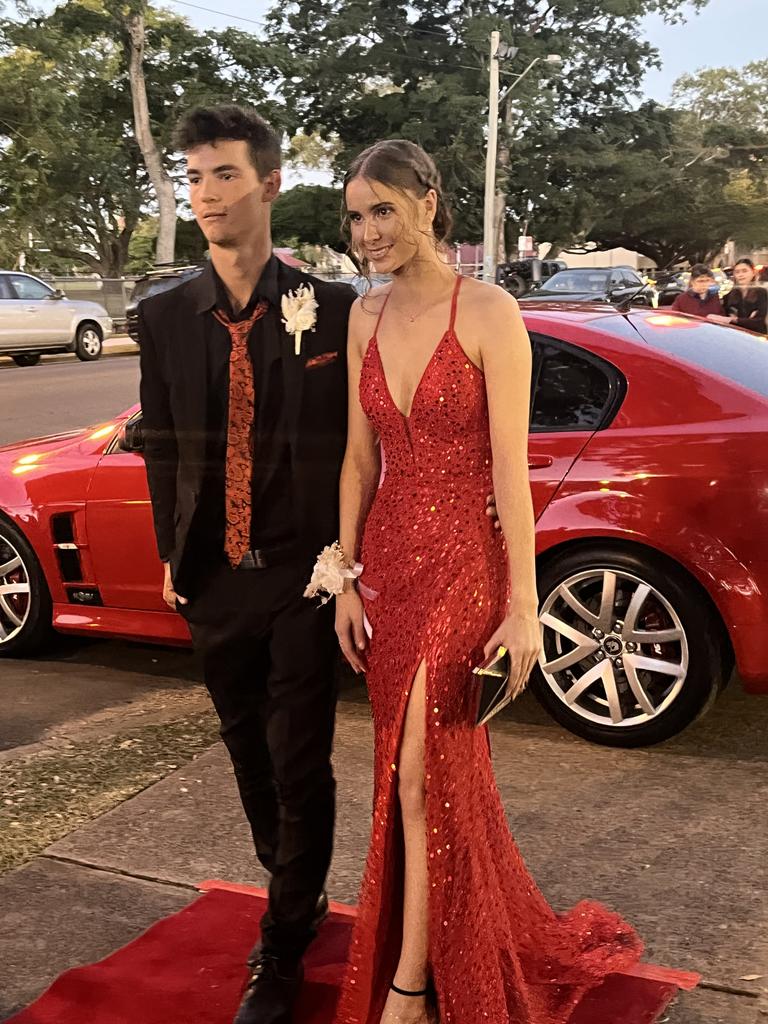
[{"x1": 334, "y1": 277, "x2": 643, "y2": 1024}]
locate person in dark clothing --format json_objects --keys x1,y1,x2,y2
[
  {"x1": 710, "y1": 258, "x2": 768, "y2": 334},
  {"x1": 138, "y1": 105, "x2": 356, "y2": 1024},
  {"x1": 670, "y1": 264, "x2": 723, "y2": 318}
]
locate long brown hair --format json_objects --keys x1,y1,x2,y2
[{"x1": 342, "y1": 139, "x2": 453, "y2": 275}]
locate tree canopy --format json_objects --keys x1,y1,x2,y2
[
  {"x1": 1, "y1": 0, "x2": 766, "y2": 274},
  {"x1": 0, "y1": 0, "x2": 282, "y2": 275}
]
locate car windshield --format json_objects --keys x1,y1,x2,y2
[
  {"x1": 541, "y1": 270, "x2": 610, "y2": 294},
  {"x1": 629, "y1": 313, "x2": 768, "y2": 399}
]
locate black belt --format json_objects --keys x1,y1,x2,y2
[{"x1": 237, "y1": 541, "x2": 298, "y2": 570}]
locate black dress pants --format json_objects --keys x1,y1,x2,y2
[{"x1": 181, "y1": 556, "x2": 337, "y2": 960}]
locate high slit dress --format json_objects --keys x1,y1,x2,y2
[{"x1": 334, "y1": 276, "x2": 643, "y2": 1024}]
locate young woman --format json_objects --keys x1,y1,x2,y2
[
  {"x1": 710, "y1": 258, "x2": 768, "y2": 334},
  {"x1": 333, "y1": 140, "x2": 642, "y2": 1024}
]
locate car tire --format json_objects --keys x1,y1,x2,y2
[
  {"x1": 12, "y1": 353, "x2": 41, "y2": 367},
  {"x1": 0, "y1": 515, "x2": 53, "y2": 658},
  {"x1": 75, "y1": 323, "x2": 103, "y2": 361},
  {"x1": 530, "y1": 545, "x2": 724, "y2": 748},
  {"x1": 502, "y1": 273, "x2": 528, "y2": 298}
]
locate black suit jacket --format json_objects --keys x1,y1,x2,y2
[{"x1": 138, "y1": 258, "x2": 356, "y2": 580}]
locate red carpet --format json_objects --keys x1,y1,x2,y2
[{"x1": 7, "y1": 882, "x2": 700, "y2": 1024}]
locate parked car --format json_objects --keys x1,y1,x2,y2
[
  {"x1": 519, "y1": 267, "x2": 655, "y2": 307},
  {"x1": 2, "y1": 306, "x2": 767, "y2": 748},
  {"x1": 126, "y1": 265, "x2": 204, "y2": 344},
  {"x1": 0, "y1": 272, "x2": 113, "y2": 366},
  {"x1": 496, "y1": 258, "x2": 568, "y2": 298}
]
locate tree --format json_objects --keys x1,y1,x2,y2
[
  {"x1": 264, "y1": 0, "x2": 708, "y2": 256},
  {"x1": 0, "y1": 1, "x2": 282, "y2": 275},
  {"x1": 538, "y1": 90, "x2": 768, "y2": 267},
  {"x1": 671, "y1": 61, "x2": 768, "y2": 134},
  {"x1": 272, "y1": 185, "x2": 345, "y2": 249},
  {"x1": 124, "y1": 3, "x2": 177, "y2": 264},
  {"x1": 125, "y1": 216, "x2": 207, "y2": 272}
]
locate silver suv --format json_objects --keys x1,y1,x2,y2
[{"x1": 0, "y1": 272, "x2": 113, "y2": 367}]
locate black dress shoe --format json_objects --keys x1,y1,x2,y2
[
  {"x1": 247, "y1": 892, "x2": 329, "y2": 968},
  {"x1": 233, "y1": 954, "x2": 303, "y2": 1024},
  {"x1": 312, "y1": 890, "x2": 329, "y2": 931}
]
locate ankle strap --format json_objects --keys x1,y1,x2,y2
[{"x1": 391, "y1": 983, "x2": 428, "y2": 997}]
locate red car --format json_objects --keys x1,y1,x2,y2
[{"x1": 2, "y1": 305, "x2": 767, "y2": 748}]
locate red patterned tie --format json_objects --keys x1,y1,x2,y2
[{"x1": 212, "y1": 301, "x2": 270, "y2": 569}]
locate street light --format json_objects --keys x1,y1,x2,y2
[{"x1": 482, "y1": 36, "x2": 562, "y2": 284}]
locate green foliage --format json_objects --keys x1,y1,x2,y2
[
  {"x1": 672, "y1": 60, "x2": 768, "y2": 133},
  {"x1": 125, "y1": 216, "x2": 207, "y2": 272},
  {"x1": 263, "y1": 0, "x2": 707, "y2": 245},
  {"x1": 0, "y1": 0, "x2": 282, "y2": 275},
  {"x1": 271, "y1": 185, "x2": 345, "y2": 250}
]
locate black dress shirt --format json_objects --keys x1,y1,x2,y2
[{"x1": 187, "y1": 255, "x2": 295, "y2": 562}]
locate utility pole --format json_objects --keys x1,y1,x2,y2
[
  {"x1": 482, "y1": 40, "x2": 562, "y2": 285},
  {"x1": 482, "y1": 31, "x2": 500, "y2": 285}
]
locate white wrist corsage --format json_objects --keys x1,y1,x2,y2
[
  {"x1": 281, "y1": 283, "x2": 318, "y2": 356},
  {"x1": 304, "y1": 542, "x2": 362, "y2": 604}
]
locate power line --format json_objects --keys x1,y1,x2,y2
[
  {"x1": 168, "y1": 0, "x2": 486, "y2": 69},
  {"x1": 169, "y1": 0, "x2": 266, "y2": 27}
]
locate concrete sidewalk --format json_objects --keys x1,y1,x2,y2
[{"x1": 0, "y1": 692, "x2": 765, "y2": 1023}]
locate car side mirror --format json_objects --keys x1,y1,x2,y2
[
  {"x1": 118, "y1": 419, "x2": 144, "y2": 453},
  {"x1": 47, "y1": 289, "x2": 65, "y2": 300}
]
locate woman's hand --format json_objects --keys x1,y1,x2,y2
[
  {"x1": 335, "y1": 588, "x2": 368, "y2": 674},
  {"x1": 706, "y1": 313, "x2": 732, "y2": 325},
  {"x1": 483, "y1": 605, "x2": 541, "y2": 700}
]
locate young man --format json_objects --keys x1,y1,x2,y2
[
  {"x1": 138, "y1": 105, "x2": 356, "y2": 1024},
  {"x1": 669, "y1": 264, "x2": 723, "y2": 318}
]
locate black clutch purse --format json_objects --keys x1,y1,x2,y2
[{"x1": 472, "y1": 646, "x2": 511, "y2": 727}]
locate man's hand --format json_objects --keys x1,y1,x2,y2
[
  {"x1": 163, "y1": 562, "x2": 188, "y2": 611},
  {"x1": 486, "y1": 493, "x2": 501, "y2": 531}
]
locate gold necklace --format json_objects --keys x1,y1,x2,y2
[{"x1": 389, "y1": 278, "x2": 456, "y2": 324}]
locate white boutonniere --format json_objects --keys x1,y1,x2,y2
[{"x1": 281, "y1": 283, "x2": 318, "y2": 356}]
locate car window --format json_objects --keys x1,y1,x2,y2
[
  {"x1": 629, "y1": 315, "x2": 768, "y2": 399},
  {"x1": 530, "y1": 335, "x2": 619, "y2": 432},
  {"x1": 544, "y1": 271, "x2": 610, "y2": 294},
  {"x1": 622, "y1": 271, "x2": 641, "y2": 288},
  {"x1": 610, "y1": 271, "x2": 624, "y2": 289},
  {"x1": 0, "y1": 276, "x2": 13, "y2": 299},
  {"x1": 9, "y1": 274, "x2": 54, "y2": 300}
]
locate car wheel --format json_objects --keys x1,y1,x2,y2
[
  {"x1": 75, "y1": 323, "x2": 103, "y2": 361},
  {"x1": 0, "y1": 517, "x2": 53, "y2": 657},
  {"x1": 502, "y1": 273, "x2": 528, "y2": 298},
  {"x1": 12, "y1": 353, "x2": 41, "y2": 367},
  {"x1": 531, "y1": 546, "x2": 724, "y2": 747}
]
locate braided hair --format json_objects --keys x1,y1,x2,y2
[{"x1": 342, "y1": 140, "x2": 453, "y2": 274}]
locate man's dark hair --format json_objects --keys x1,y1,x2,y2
[
  {"x1": 173, "y1": 105, "x2": 282, "y2": 179},
  {"x1": 689, "y1": 263, "x2": 714, "y2": 281}
]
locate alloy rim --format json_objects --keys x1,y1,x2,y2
[
  {"x1": 81, "y1": 330, "x2": 101, "y2": 355},
  {"x1": 0, "y1": 533, "x2": 31, "y2": 645},
  {"x1": 538, "y1": 568, "x2": 689, "y2": 728}
]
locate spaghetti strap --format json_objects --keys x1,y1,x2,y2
[
  {"x1": 448, "y1": 274, "x2": 463, "y2": 333},
  {"x1": 372, "y1": 289, "x2": 392, "y2": 338}
]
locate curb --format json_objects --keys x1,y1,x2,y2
[{"x1": 0, "y1": 338, "x2": 137, "y2": 369}]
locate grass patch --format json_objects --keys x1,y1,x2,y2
[{"x1": 0, "y1": 711, "x2": 219, "y2": 875}]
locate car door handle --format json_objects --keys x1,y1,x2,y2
[
  {"x1": 25, "y1": 306, "x2": 38, "y2": 313},
  {"x1": 528, "y1": 454, "x2": 554, "y2": 469}
]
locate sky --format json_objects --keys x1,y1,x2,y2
[{"x1": 163, "y1": 0, "x2": 767, "y2": 102}]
